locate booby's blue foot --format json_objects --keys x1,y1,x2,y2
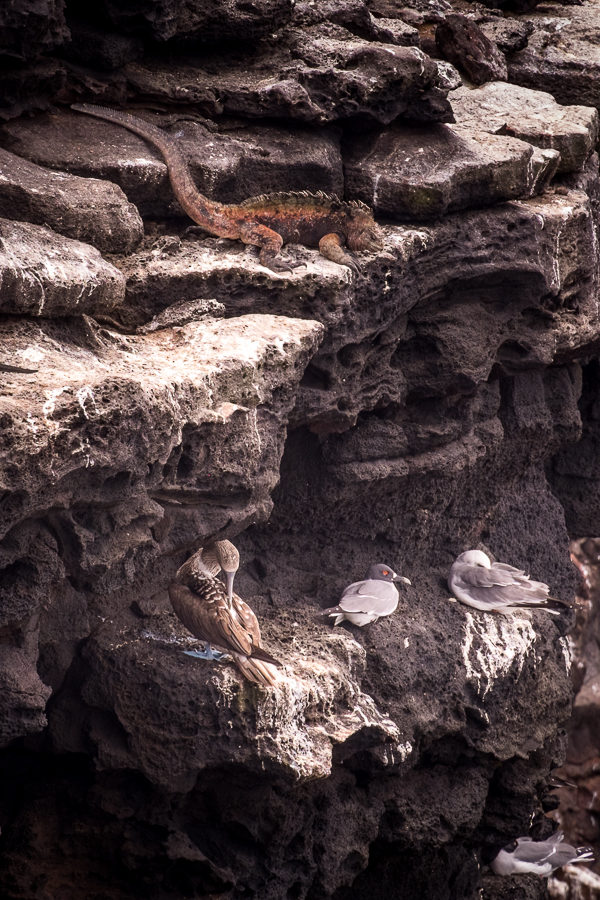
[{"x1": 183, "y1": 645, "x2": 228, "y2": 661}]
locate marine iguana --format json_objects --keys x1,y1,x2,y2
[{"x1": 72, "y1": 103, "x2": 384, "y2": 273}]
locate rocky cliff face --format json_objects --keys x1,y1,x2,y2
[{"x1": 0, "y1": 1, "x2": 599, "y2": 898}]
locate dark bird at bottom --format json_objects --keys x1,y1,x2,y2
[{"x1": 168, "y1": 540, "x2": 282, "y2": 686}]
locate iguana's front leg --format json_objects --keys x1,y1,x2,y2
[
  {"x1": 239, "y1": 222, "x2": 300, "y2": 272},
  {"x1": 319, "y1": 233, "x2": 360, "y2": 274}
]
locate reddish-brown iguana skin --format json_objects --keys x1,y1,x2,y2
[{"x1": 71, "y1": 103, "x2": 384, "y2": 273}]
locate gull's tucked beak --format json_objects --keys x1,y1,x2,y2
[
  {"x1": 394, "y1": 575, "x2": 412, "y2": 585},
  {"x1": 225, "y1": 571, "x2": 235, "y2": 605}
]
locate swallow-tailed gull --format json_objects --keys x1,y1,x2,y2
[
  {"x1": 491, "y1": 832, "x2": 593, "y2": 876},
  {"x1": 320, "y1": 563, "x2": 411, "y2": 626},
  {"x1": 449, "y1": 550, "x2": 567, "y2": 614}
]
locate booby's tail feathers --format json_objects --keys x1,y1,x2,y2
[
  {"x1": 233, "y1": 654, "x2": 279, "y2": 687},
  {"x1": 250, "y1": 645, "x2": 283, "y2": 667}
]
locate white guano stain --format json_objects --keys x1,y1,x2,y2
[
  {"x1": 42, "y1": 387, "x2": 68, "y2": 429},
  {"x1": 76, "y1": 385, "x2": 97, "y2": 419},
  {"x1": 461, "y1": 610, "x2": 537, "y2": 699},
  {"x1": 558, "y1": 636, "x2": 573, "y2": 674}
]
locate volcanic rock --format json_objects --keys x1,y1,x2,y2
[
  {"x1": 123, "y1": 25, "x2": 452, "y2": 125},
  {"x1": 0, "y1": 218, "x2": 125, "y2": 317},
  {"x1": 0, "y1": 146, "x2": 143, "y2": 253},
  {"x1": 508, "y1": 1, "x2": 600, "y2": 109},
  {"x1": 344, "y1": 123, "x2": 559, "y2": 220},
  {"x1": 435, "y1": 13, "x2": 507, "y2": 85},
  {"x1": 0, "y1": 0, "x2": 68, "y2": 61},
  {"x1": 451, "y1": 81, "x2": 599, "y2": 175}
]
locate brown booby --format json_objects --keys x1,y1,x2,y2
[
  {"x1": 448, "y1": 550, "x2": 569, "y2": 614},
  {"x1": 491, "y1": 832, "x2": 594, "y2": 876},
  {"x1": 168, "y1": 540, "x2": 282, "y2": 686},
  {"x1": 320, "y1": 563, "x2": 411, "y2": 626}
]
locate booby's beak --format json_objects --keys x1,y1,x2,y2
[
  {"x1": 394, "y1": 575, "x2": 412, "y2": 585},
  {"x1": 225, "y1": 570, "x2": 235, "y2": 606}
]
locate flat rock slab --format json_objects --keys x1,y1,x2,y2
[
  {"x1": 0, "y1": 147, "x2": 143, "y2": 253},
  {"x1": 451, "y1": 81, "x2": 599, "y2": 174},
  {"x1": 0, "y1": 313, "x2": 323, "y2": 543},
  {"x1": 345, "y1": 123, "x2": 559, "y2": 220},
  {"x1": 508, "y1": 0, "x2": 600, "y2": 110},
  {"x1": 108, "y1": 234, "x2": 376, "y2": 330},
  {"x1": 0, "y1": 218, "x2": 125, "y2": 317},
  {"x1": 1, "y1": 110, "x2": 344, "y2": 218},
  {"x1": 124, "y1": 24, "x2": 452, "y2": 125}
]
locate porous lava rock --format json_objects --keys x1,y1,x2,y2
[
  {"x1": 68, "y1": 0, "x2": 295, "y2": 43},
  {"x1": 0, "y1": 0, "x2": 68, "y2": 61},
  {"x1": 508, "y1": 0, "x2": 600, "y2": 109},
  {"x1": 123, "y1": 26, "x2": 452, "y2": 125}
]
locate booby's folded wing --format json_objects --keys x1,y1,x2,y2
[{"x1": 169, "y1": 582, "x2": 255, "y2": 656}]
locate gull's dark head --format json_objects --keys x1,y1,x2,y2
[{"x1": 366, "y1": 563, "x2": 411, "y2": 585}]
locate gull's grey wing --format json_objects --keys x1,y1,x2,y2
[
  {"x1": 339, "y1": 579, "x2": 398, "y2": 616},
  {"x1": 512, "y1": 836, "x2": 575, "y2": 867},
  {"x1": 452, "y1": 560, "x2": 549, "y2": 608}
]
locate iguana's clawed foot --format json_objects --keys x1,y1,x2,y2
[
  {"x1": 319, "y1": 232, "x2": 361, "y2": 275},
  {"x1": 343, "y1": 257, "x2": 361, "y2": 275},
  {"x1": 260, "y1": 254, "x2": 304, "y2": 274}
]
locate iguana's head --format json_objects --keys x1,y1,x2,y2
[{"x1": 346, "y1": 204, "x2": 385, "y2": 253}]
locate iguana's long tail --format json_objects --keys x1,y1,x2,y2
[{"x1": 71, "y1": 103, "x2": 237, "y2": 238}]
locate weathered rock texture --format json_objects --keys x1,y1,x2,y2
[
  {"x1": 0, "y1": 0, "x2": 68, "y2": 60},
  {"x1": 0, "y1": 218, "x2": 126, "y2": 316},
  {"x1": 1, "y1": 0, "x2": 600, "y2": 898},
  {"x1": 544, "y1": 539, "x2": 600, "y2": 899},
  {"x1": 508, "y1": 1, "x2": 600, "y2": 110},
  {"x1": 0, "y1": 146, "x2": 143, "y2": 252}
]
